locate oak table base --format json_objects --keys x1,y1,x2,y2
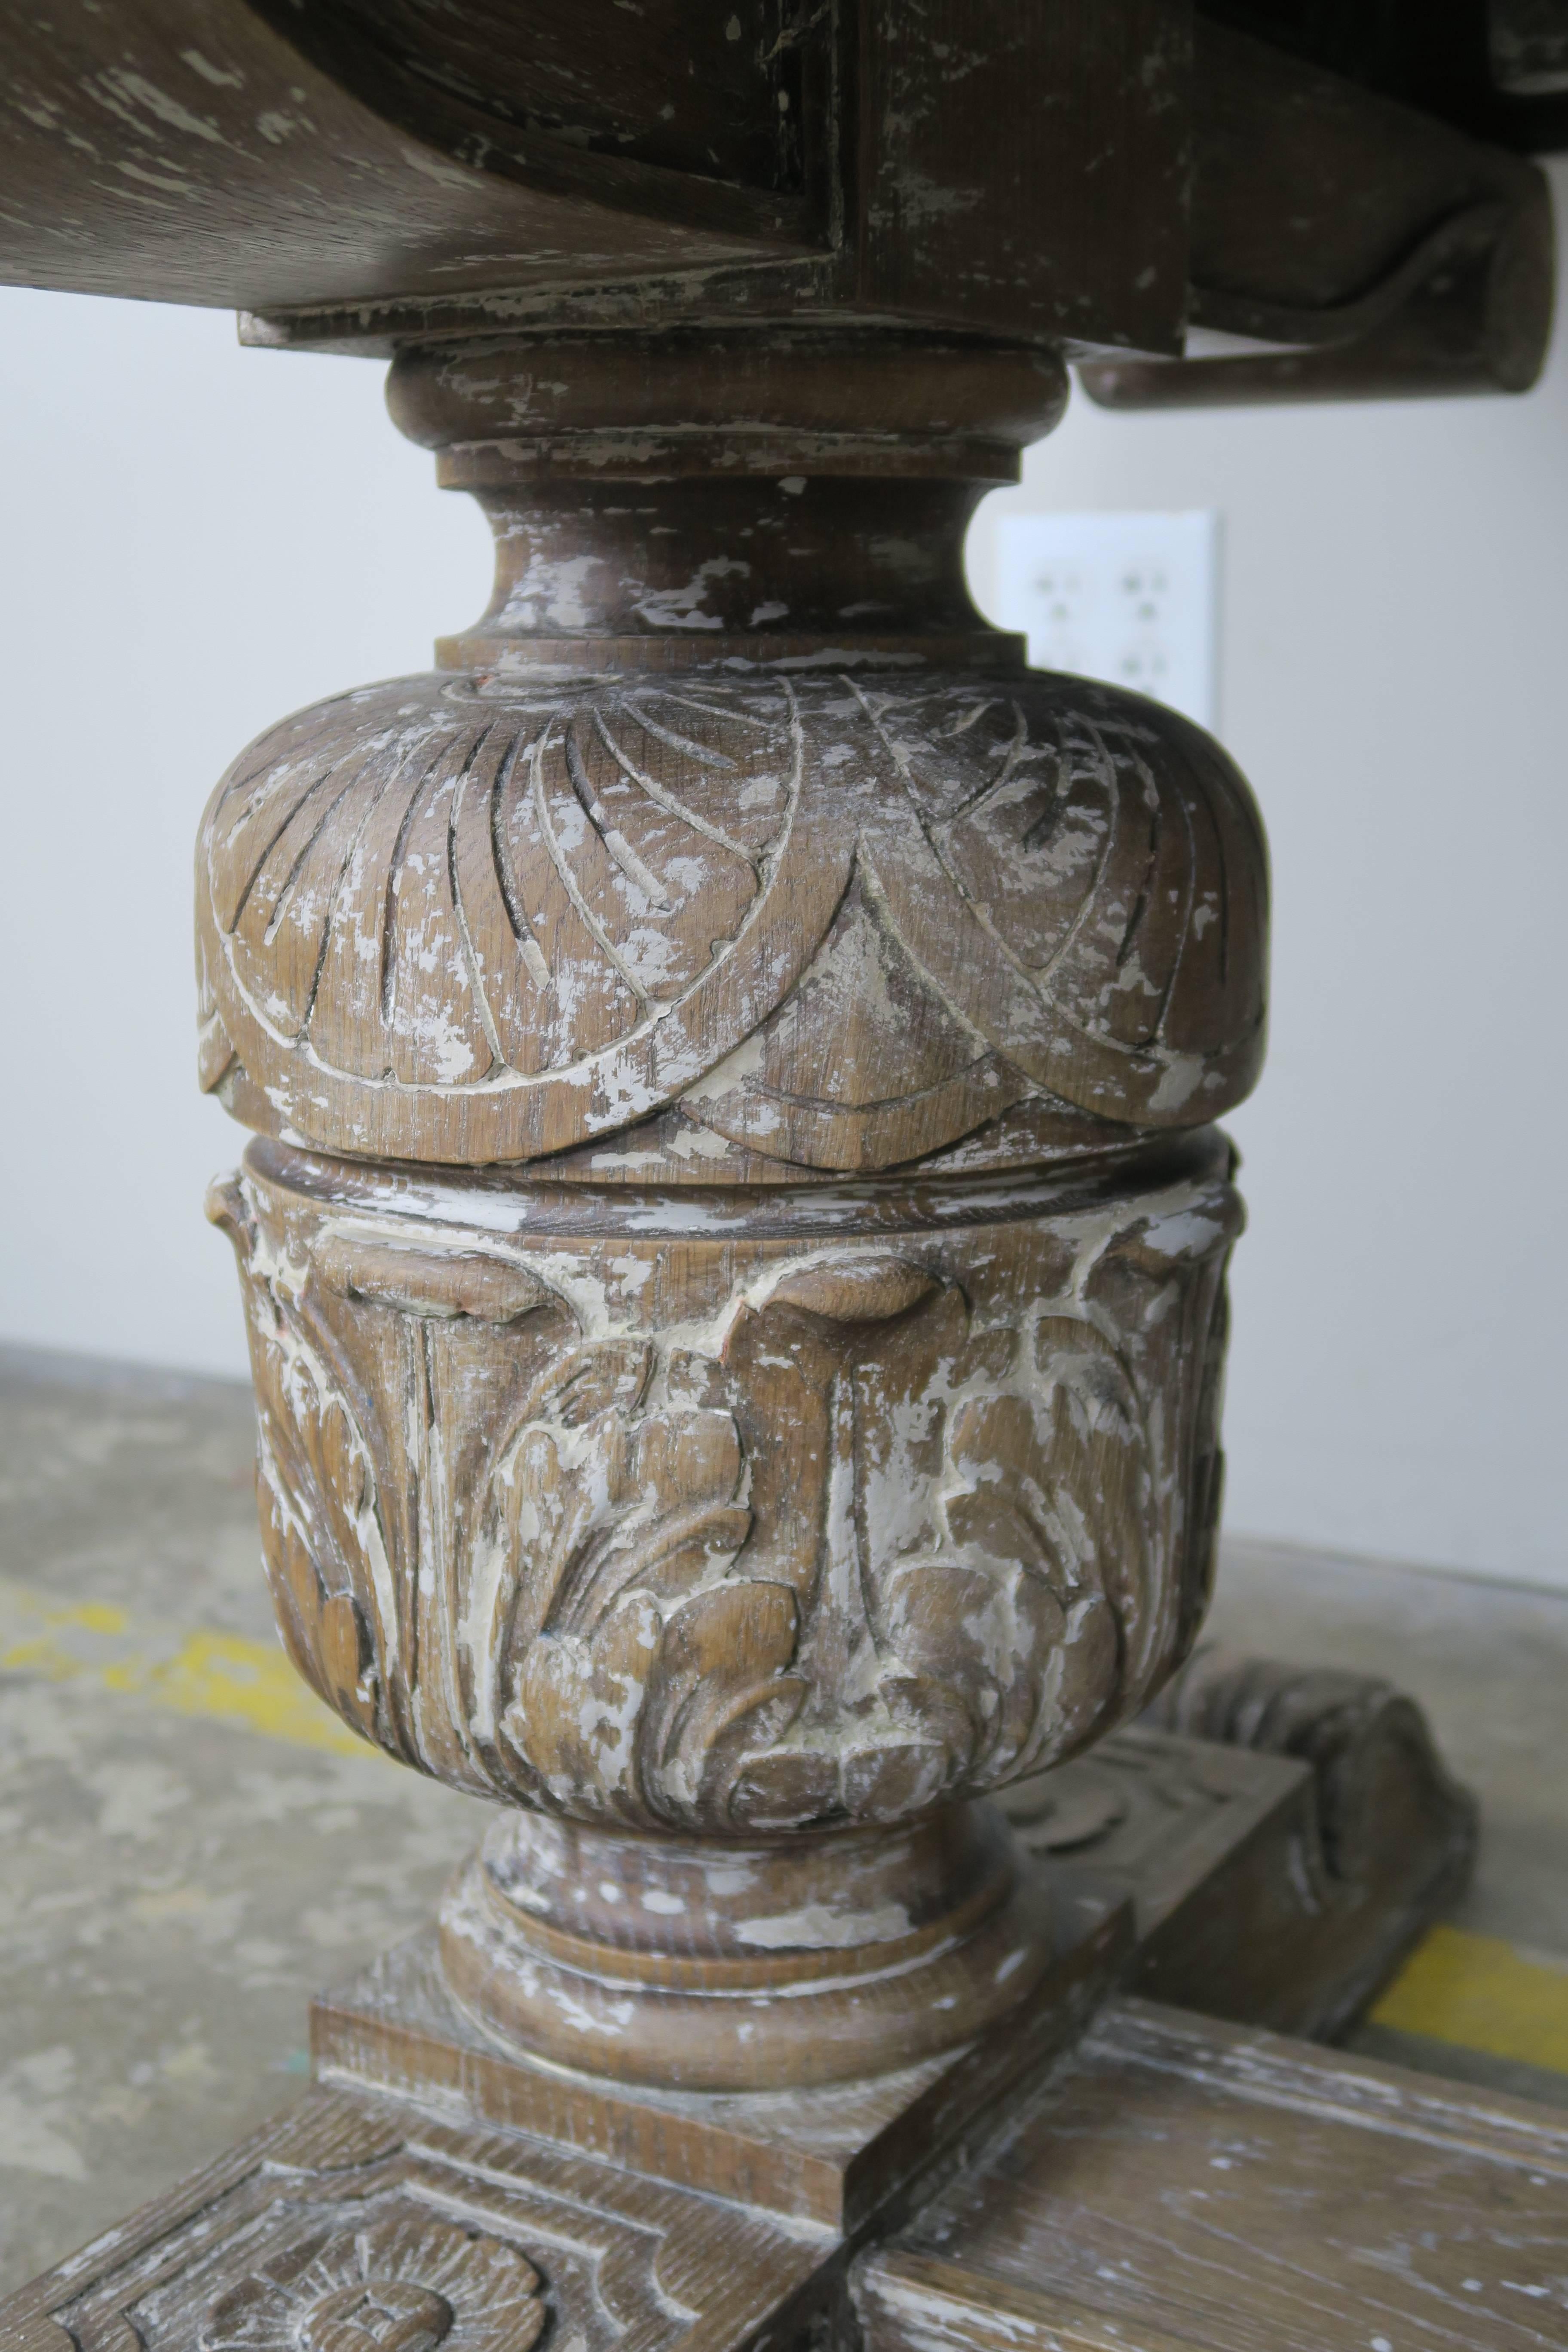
[
  {"x1": 0, "y1": 6, "x2": 1559, "y2": 2345},
  {"x1": 311, "y1": 1653, "x2": 1479, "y2": 2231},
  {"x1": 15, "y1": 1998, "x2": 1568, "y2": 2352},
  {"x1": 6, "y1": 1667, "x2": 1529, "y2": 2352}
]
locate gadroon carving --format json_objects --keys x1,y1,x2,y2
[
  {"x1": 209, "y1": 1135, "x2": 1239, "y2": 1836},
  {"x1": 196, "y1": 670, "x2": 1267, "y2": 1170}
]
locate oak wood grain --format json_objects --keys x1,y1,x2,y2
[{"x1": 857, "y1": 1997, "x2": 1568, "y2": 2352}]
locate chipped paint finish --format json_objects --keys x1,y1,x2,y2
[
  {"x1": 196, "y1": 668, "x2": 1267, "y2": 1172},
  {"x1": 187, "y1": 300, "x2": 1271, "y2": 2098},
  {"x1": 855, "y1": 0, "x2": 1190, "y2": 350},
  {"x1": 7, "y1": 0, "x2": 1560, "y2": 2309},
  {"x1": 0, "y1": 0, "x2": 1207, "y2": 357},
  {"x1": 2, "y1": 2085, "x2": 824, "y2": 2352},
  {"x1": 206, "y1": 1134, "x2": 1238, "y2": 1839},
  {"x1": 437, "y1": 1790, "x2": 1067, "y2": 2088},
  {"x1": 854, "y1": 2001, "x2": 1568, "y2": 2352},
  {"x1": 0, "y1": 0, "x2": 822, "y2": 316}
]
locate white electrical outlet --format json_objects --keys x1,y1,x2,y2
[{"x1": 991, "y1": 510, "x2": 1221, "y2": 730}]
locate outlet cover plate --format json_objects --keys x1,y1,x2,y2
[{"x1": 993, "y1": 510, "x2": 1220, "y2": 731}]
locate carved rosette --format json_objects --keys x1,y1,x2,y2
[
  {"x1": 209, "y1": 1133, "x2": 1239, "y2": 1838},
  {"x1": 200, "y1": 2208, "x2": 542, "y2": 2352}
]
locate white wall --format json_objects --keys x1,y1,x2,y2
[
  {"x1": 970, "y1": 153, "x2": 1568, "y2": 1592},
  {"x1": 2, "y1": 162, "x2": 1565, "y2": 1588},
  {"x1": 0, "y1": 294, "x2": 486, "y2": 1378}
]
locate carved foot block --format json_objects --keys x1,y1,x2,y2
[
  {"x1": 314, "y1": 1894, "x2": 1130, "y2": 2232},
  {"x1": 1131, "y1": 1645, "x2": 1478, "y2": 2035},
  {"x1": 310, "y1": 1662, "x2": 1474, "y2": 2230},
  {"x1": 18, "y1": 1997, "x2": 1568, "y2": 2352},
  {"x1": 0, "y1": 2086, "x2": 839, "y2": 2352},
  {"x1": 0, "y1": 1669, "x2": 1478, "y2": 2338},
  {"x1": 19, "y1": 1993, "x2": 1568, "y2": 2352}
]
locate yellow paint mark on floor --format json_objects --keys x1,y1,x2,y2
[
  {"x1": 1371, "y1": 1923, "x2": 1568, "y2": 2077},
  {"x1": 0, "y1": 1577, "x2": 371, "y2": 1760},
  {"x1": 7, "y1": 1566, "x2": 1568, "y2": 2089},
  {"x1": 105, "y1": 1630, "x2": 372, "y2": 1759}
]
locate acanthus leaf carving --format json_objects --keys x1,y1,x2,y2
[
  {"x1": 208, "y1": 1177, "x2": 399, "y2": 1761},
  {"x1": 213, "y1": 1143, "x2": 1240, "y2": 1838}
]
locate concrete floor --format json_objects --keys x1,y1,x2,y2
[{"x1": 2, "y1": 1341, "x2": 1566, "y2": 2296}]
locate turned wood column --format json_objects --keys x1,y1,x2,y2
[
  {"x1": 7, "y1": 9, "x2": 1566, "y2": 2342},
  {"x1": 199, "y1": 328, "x2": 1268, "y2": 2092}
]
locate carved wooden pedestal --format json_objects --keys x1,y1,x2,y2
[
  {"x1": 2, "y1": 1685, "x2": 1496, "y2": 2350},
  {"x1": 7, "y1": 307, "x2": 1550, "y2": 2352},
  {"x1": 190, "y1": 331, "x2": 1268, "y2": 2100},
  {"x1": 2, "y1": 330, "x2": 1513, "y2": 2350},
  {"x1": 3, "y1": 5, "x2": 1562, "y2": 2342}
]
